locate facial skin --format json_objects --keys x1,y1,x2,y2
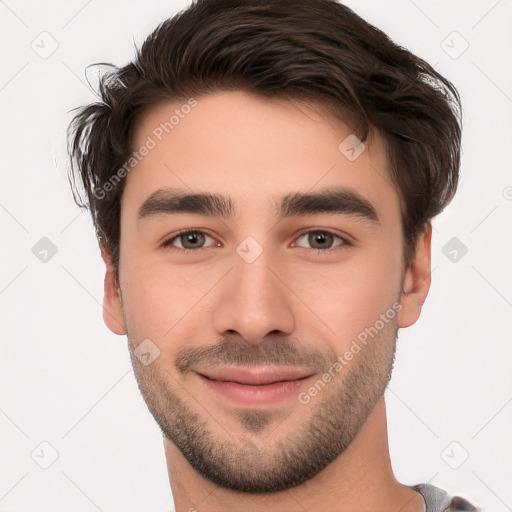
[{"x1": 101, "y1": 90, "x2": 431, "y2": 512}]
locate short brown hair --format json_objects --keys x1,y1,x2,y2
[{"x1": 67, "y1": 0, "x2": 462, "y2": 271}]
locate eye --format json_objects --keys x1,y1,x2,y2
[
  {"x1": 292, "y1": 230, "x2": 350, "y2": 252},
  {"x1": 161, "y1": 230, "x2": 218, "y2": 250},
  {"x1": 160, "y1": 229, "x2": 350, "y2": 252}
]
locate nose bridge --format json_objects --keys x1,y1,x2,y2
[
  {"x1": 235, "y1": 246, "x2": 277, "y2": 303},
  {"x1": 212, "y1": 240, "x2": 295, "y2": 342}
]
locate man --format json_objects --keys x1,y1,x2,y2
[{"x1": 67, "y1": 0, "x2": 479, "y2": 510}]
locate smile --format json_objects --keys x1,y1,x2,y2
[{"x1": 196, "y1": 367, "x2": 315, "y2": 406}]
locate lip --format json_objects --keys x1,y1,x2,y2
[
  {"x1": 198, "y1": 366, "x2": 313, "y2": 385},
  {"x1": 196, "y1": 367, "x2": 314, "y2": 406}
]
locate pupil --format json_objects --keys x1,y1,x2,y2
[
  {"x1": 183, "y1": 232, "x2": 203, "y2": 248},
  {"x1": 310, "y1": 231, "x2": 332, "y2": 249}
]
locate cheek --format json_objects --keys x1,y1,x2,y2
[
  {"x1": 119, "y1": 260, "x2": 219, "y2": 342},
  {"x1": 120, "y1": 275, "x2": 172, "y2": 342},
  {"x1": 290, "y1": 246, "x2": 402, "y2": 343}
]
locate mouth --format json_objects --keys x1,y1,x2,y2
[{"x1": 195, "y1": 367, "x2": 315, "y2": 406}]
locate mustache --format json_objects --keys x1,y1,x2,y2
[{"x1": 175, "y1": 339, "x2": 331, "y2": 374}]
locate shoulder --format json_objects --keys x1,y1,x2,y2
[{"x1": 410, "y1": 483, "x2": 480, "y2": 512}]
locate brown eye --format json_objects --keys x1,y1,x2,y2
[
  {"x1": 308, "y1": 231, "x2": 334, "y2": 249},
  {"x1": 162, "y1": 230, "x2": 216, "y2": 250},
  {"x1": 294, "y1": 230, "x2": 348, "y2": 251},
  {"x1": 179, "y1": 231, "x2": 206, "y2": 249}
]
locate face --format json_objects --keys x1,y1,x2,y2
[{"x1": 102, "y1": 90, "x2": 431, "y2": 493}]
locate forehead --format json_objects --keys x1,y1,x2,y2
[{"x1": 125, "y1": 90, "x2": 400, "y2": 223}]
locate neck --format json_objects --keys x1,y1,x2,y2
[{"x1": 164, "y1": 397, "x2": 425, "y2": 512}]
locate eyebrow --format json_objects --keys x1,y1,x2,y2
[{"x1": 138, "y1": 187, "x2": 380, "y2": 224}]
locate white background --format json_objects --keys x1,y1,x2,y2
[{"x1": 1, "y1": 0, "x2": 511, "y2": 510}]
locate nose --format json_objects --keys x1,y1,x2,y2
[{"x1": 212, "y1": 246, "x2": 296, "y2": 345}]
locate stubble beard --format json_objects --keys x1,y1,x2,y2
[{"x1": 127, "y1": 323, "x2": 398, "y2": 493}]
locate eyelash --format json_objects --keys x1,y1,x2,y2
[{"x1": 160, "y1": 229, "x2": 352, "y2": 253}]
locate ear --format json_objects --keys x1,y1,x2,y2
[
  {"x1": 397, "y1": 224, "x2": 432, "y2": 328},
  {"x1": 99, "y1": 243, "x2": 127, "y2": 335}
]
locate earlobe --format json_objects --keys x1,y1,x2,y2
[
  {"x1": 397, "y1": 224, "x2": 432, "y2": 328},
  {"x1": 99, "y1": 244, "x2": 127, "y2": 335}
]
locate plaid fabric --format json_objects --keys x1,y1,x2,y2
[{"x1": 410, "y1": 483, "x2": 479, "y2": 512}]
